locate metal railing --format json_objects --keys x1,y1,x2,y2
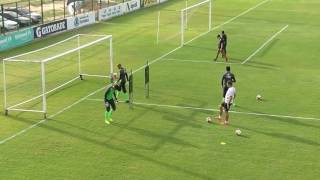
[{"x1": 0, "y1": 0, "x2": 129, "y2": 34}]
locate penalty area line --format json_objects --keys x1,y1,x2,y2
[
  {"x1": 86, "y1": 98, "x2": 320, "y2": 122},
  {"x1": 241, "y1": 24, "x2": 289, "y2": 64}
]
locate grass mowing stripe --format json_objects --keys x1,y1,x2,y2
[
  {"x1": 241, "y1": 24, "x2": 289, "y2": 64},
  {"x1": 86, "y1": 98, "x2": 320, "y2": 122},
  {"x1": 0, "y1": 0, "x2": 271, "y2": 145}
]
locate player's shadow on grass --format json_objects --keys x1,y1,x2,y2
[
  {"x1": 141, "y1": 89, "x2": 209, "y2": 107},
  {"x1": 248, "y1": 61, "x2": 278, "y2": 67},
  {"x1": 49, "y1": 118, "x2": 153, "y2": 151},
  {"x1": 258, "y1": 39, "x2": 279, "y2": 58},
  {"x1": 244, "y1": 63, "x2": 280, "y2": 71},
  {"x1": 7, "y1": 116, "x2": 212, "y2": 180},
  {"x1": 183, "y1": 44, "x2": 215, "y2": 52},
  {"x1": 243, "y1": 60, "x2": 280, "y2": 70},
  {"x1": 134, "y1": 102, "x2": 207, "y2": 151},
  {"x1": 112, "y1": 121, "x2": 199, "y2": 150},
  {"x1": 238, "y1": 106, "x2": 320, "y2": 130},
  {"x1": 13, "y1": 80, "x2": 103, "y2": 117},
  {"x1": 134, "y1": 103, "x2": 203, "y2": 129},
  {"x1": 231, "y1": 124, "x2": 320, "y2": 147}
]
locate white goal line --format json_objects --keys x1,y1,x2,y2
[{"x1": 86, "y1": 98, "x2": 320, "y2": 122}]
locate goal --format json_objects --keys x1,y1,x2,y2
[
  {"x1": 180, "y1": 0, "x2": 212, "y2": 46},
  {"x1": 156, "y1": 0, "x2": 212, "y2": 47},
  {"x1": 3, "y1": 34, "x2": 113, "y2": 118}
]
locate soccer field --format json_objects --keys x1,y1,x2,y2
[{"x1": 1, "y1": 0, "x2": 320, "y2": 179}]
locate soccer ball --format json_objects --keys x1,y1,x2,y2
[
  {"x1": 256, "y1": 94, "x2": 262, "y2": 101},
  {"x1": 235, "y1": 129, "x2": 242, "y2": 136},
  {"x1": 206, "y1": 117, "x2": 212, "y2": 123}
]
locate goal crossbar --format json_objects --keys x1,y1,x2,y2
[
  {"x1": 181, "y1": 0, "x2": 210, "y2": 12},
  {"x1": 4, "y1": 34, "x2": 79, "y2": 61},
  {"x1": 43, "y1": 35, "x2": 111, "y2": 63},
  {"x1": 3, "y1": 59, "x2": 41, "y2": 63}
]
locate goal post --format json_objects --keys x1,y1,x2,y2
[
  {"x1": 3, "y1": 34, "x2": 113, "y2": 118},
  {"x1": 180, "y1": 0, "x2": 212, "y2": 46}
]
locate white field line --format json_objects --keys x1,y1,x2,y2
[
  {"x1": 163, "y1": 58, "x2": 240, "y2": 64},
  {"x1": 241, "y1": 24, "x2": 289, "y2": 64},
  {"x1": 86, "y1": 98, "x2": 320, "y2": 122},
  {"x1": 0, "y1": 87, "x2": 106, "y2": 145},
  {"x1": 0, "y1": 0, "x2": 270, "y2": 145}
]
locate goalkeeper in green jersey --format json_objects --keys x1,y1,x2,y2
[{"x1": 104, "y1": 83, "x2": 119, "y2": 124}]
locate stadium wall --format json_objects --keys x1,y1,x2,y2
[{"x1": 0, "y1": 0, "x2": 168, "y2": 52}]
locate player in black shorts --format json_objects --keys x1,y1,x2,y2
[
  {"x1": 221, "y1": 31, "x2": 228, "y2": 61},
  {"x1": 214, "y1": 32, "x2": 228, "y2": 62},
  {"x1": 221, "y1": 66, "x2": 236, "y2": 101},
  {"x1": 214, "y1": 34, "x2": 224, "y2": 61},
  {"x1": 216, "y1": 81, "x2": 236, "y2": 125},
  {"x1": 117, "y1": 64, "x2": 129, "y2": 103}
]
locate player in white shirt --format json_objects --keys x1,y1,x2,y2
[{"x1": 217, "y1": 81, "x2": 236, "y2": 125}]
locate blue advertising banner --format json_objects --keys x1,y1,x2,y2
[{"x1": 0, "y1": 28, "x2": 34, "y2": 51}]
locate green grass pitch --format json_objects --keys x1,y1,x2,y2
[{"x1": 1, "y1": 0, "x2": 320, "y2": 179}]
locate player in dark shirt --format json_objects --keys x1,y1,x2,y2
[
  {"x1": 117, "y1": 64, "x2": 129, "y2": 103},
  {"x1": 221, "y1": 31, "x2": 228, "y2": 62},
  {"x1": 222, "y1": 31, "x2": 227, "y2": 50},
  {"x1": 221, "y1": 66, "x2": 236, "y2": 101},
  {"x1": 214, "y1": 34, "x2": 224, "y2": 61}
]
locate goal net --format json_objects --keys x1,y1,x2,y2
[
  {"x1": 180, "y1": 0, "x2": 211, "y2": 46},
  {"x1": 3, "y1": 34, "x2": 113, "y2": 118},
  {"x1": 156, "y1": 0, "x2": 211, "y2": 47},
  {"x1": 156, "y1": 9, "x2": 181, "y2": 47}
]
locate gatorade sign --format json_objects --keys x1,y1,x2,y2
[{"x1": 34, "y1": 20, "x2": 67, "y2": 38}]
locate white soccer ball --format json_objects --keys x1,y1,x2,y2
[
  {"x1": 256, "y1": 94, "x2": 262, "y2": 101},
  {"x1": 206, "y1": 117, "x2": 212, "y2": 123},
  {"x1": 235, "y1": 129, "x2": 242, "y2": 136}
]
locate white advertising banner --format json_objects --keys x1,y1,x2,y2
[
  {"x1": 98, "y1": 0, "x2": 140, "y2": 21},
  {"x1": 124, "y1": 0, "x2": 140, "y2": 12},
  {"x1": 67, "y1": 11, "x2": 96, "y2": 30},
  {"x1": 158, "y1": 0, "x2": 168, "y2": 4},
  {"x1": 98, "y1": 3, "x2": 124, "y2": 21}
]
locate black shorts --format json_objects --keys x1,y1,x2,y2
[
  {"x1": 223, "y1": 45, "x2": 227, "y2": 53},
  {"x1": 105, "y1": 99, "x2": 116, "y2": 111},
  {"x1": 221, "y1": 102, "x2": 232, "y2": 112},
  {"x1": 223, "y1": 86, "x2": 229, "y2": 97},
  {"x1": 119, "y1": 80, "x2": 127, "y2": 93}
]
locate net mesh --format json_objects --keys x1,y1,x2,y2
[
  {"x1": 183, "y1": 0, "x2": 210, "y2": 44},
  {"x1": 5, "y1": 61, "x2": 42, "y2": 110},
  {"x1": 4, "y1": 34, "x2": 112, "y2": 113},
  {"x1": 157, "y1": 9, "x2": 181, "y2": 47}
]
